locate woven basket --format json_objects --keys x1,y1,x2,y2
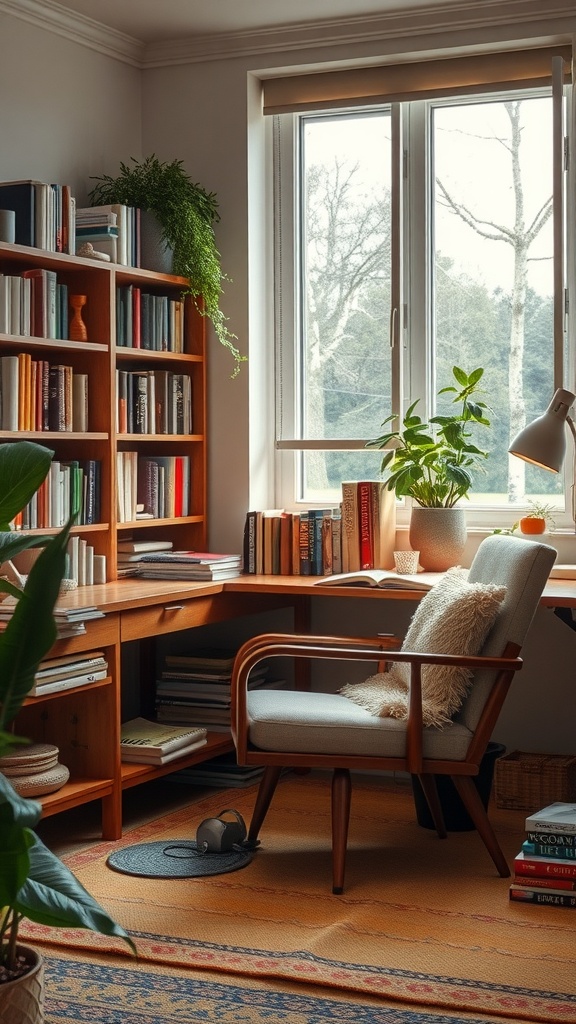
[{"x1": 494, "y1": 750, "x2": 576, "y2": 811}]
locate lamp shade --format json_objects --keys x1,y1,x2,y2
[{"x1": 508, "y1": 388, "x2": 576, "y2": 472}]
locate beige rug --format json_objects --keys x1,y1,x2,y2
[{"x1": 23, "y1": 775, "x2": 576, "y2": 1023}]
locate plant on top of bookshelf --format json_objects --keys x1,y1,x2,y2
[{"x1": 88, "y1": 155, "x2": 245, "y2": 377}]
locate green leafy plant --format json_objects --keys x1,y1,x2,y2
[
  {"x1": 0, "y1": 441, "x2": 135, "y2": 981},
  {"x1": 88, "y1": 155, "x2": 245, "y2": 377},
  {"x1": 366, "y1": 366, "x2": 491, "y2": 507}
]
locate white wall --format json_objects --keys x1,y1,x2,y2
[
  {"x1": 1, "y1": 3, "x2": 575, "y2": 753},
  {"x1": 0, "y1": 14, "x2": 142, "y2": 204}
]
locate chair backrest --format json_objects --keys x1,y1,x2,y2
[{"x1": 458, "y1": 534, "x2": 556, "y2": 731}]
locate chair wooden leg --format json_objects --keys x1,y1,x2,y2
[
  {"x1": 331, "y1": 767, "x2": 351, "y2": 894},
  {"x1": 248, "y1": 765, "x2": 283, "y2": 843},
  {"x1": 416, "y1": 773, "x2": 447, "y2": 839},
  {"x1": 451, "y1": 775, "x2": 510, "y2": 877}
]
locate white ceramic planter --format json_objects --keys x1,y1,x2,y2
[
  {"x1": 409, "y1": 506, "x2": 467, "y2": 571},
  {"x1": 0, "y1": 945, "x2": 45, "y2": 1024}
]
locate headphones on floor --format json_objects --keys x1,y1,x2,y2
[{"x1": 196, "y1": 808, "x2": 248, "y2": 854}]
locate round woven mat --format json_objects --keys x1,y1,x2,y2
[{"x1": 106, "y1": 840, "x2": 253, "y2": 878}]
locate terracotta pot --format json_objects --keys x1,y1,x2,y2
[
  {"x1": 0, "y1": 944, "x2": 45, "y2": 1024},
  {"x1": 519, "y1": 516, "x2": 546, "y2": 535},
  {"x1": 409, "y1": 506, "x2": 467, "y2": 571}
]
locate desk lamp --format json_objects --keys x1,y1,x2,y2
[{"x1": 509, "y1": 388, "x2": 576, "y2": 577}]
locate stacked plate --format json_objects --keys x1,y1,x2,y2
[{"x1": 0, "y1": 742, "x2": 70, "y2": 797}]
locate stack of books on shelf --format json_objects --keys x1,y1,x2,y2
[
  {"x1": 120, "y1": 717, "x2": 207, "y2": 765},
  {"x1": 242, "y1": 481, "x2": 395, "y2": 577},
  {"x1": 137, "y1": 551, "x2": 242, "y2": 581},
  {"x1": 76, "y1": 205, "x2": 138, "y2": 266},
  {"x1": 155, "y1": 648, "x2": 275, "y2": 732},
  {"x1": 1, "y1": 353, "x2": 87, "y2": 431},
  {"x1": 29, "y1": 651, "x2": 108, "y2": 696},
  {"x1": 0, "y1": 600, "x2": 105, "y2": 638},
  {"x1": 117, "y1": 538, "x2": 174, "y2": 576},
  {"x1": 0, "y1": 179, "x2": 76, "y2": 253},
  {"x1": 509, "y1": 802, "x2": 576, "y2": 909}
]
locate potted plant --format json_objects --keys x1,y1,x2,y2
[
  {"x1": 0, "y1": 441, "x2": 135, "y2": 1023},
  {"x1": 518, "y1": 500, "x2": 557, "y2": 535},
  {"x1": 88, "y1": 154, "x2": 245, "y2": 377},
  {"x1": 366, "y1": 366, "x2": 491, "y2": 570}
]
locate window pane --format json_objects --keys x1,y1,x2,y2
[
  {"x1": 432, "y1": 96, "x2": 561, "y2": 509},
  {"x1": 299, "y1": 111, "x2": 392, "y2": 500}
]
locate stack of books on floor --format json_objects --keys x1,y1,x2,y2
[
  {"x1": 120, "y1": 717, "x2": 207, "y2": 765},
  {"x1": 509, "y1": 801, "x2": 576, "y2": 908},
  {"x1": 171, "y1": 751, "x2": 265, "y2": 789},
  {"x1": 155, "y1": 648, "x2": 278, "y2": 732},
  {"x1": 30, "y1": 651, "x2": 108, "y2": 695},
  {"x1": 136, "y1": 551, "x2": 242, "y2": 581}
]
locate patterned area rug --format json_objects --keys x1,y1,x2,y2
[
  {"x1": 44, "y1": 950, "x2": 511, "y2": 1024},
  {"x1": 24, "y1": 775, "x2": 576, "y2": 1024}
]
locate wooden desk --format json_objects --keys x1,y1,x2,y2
[{"x1": 19, "y1": 572, "x2": 575, "y2": 839}]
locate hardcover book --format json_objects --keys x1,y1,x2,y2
[{"x1": 525, "y1": 803, "x2": 576, "y2": 834}]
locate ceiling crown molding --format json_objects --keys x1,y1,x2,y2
[
  {"x1": 0, "y1": 0, "x2": 144, "y2": 66},
  {"x1": 1, "y1": 0, "x2": 574, "y2": 69},
  {"x1": 141, "y1": 0, "x2": 576, "y2": 68}
]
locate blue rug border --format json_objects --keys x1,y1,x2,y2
[{"x1": 43, "y1": 955, "x2": 499, "y2": 1024}]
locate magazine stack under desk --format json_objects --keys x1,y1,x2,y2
[{"x1": 155, "y1": 648, "x2": 284, "y2": 733}]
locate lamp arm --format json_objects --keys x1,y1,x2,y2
[{"x1": 568, "y1": 414, "x2": 576, "y2": 525}]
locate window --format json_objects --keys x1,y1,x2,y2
[{"x1": 271, "y1": 49, "x2": 572, "y2": 526}]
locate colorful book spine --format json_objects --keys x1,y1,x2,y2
[
  {"x1": 514, "y1": 852, "x2": 576, "y2": 879},
  {"x1": 525, "y1": 830, "x2": 576, "y2": 849},
  {"x1": 522, "y1": 840, "x2": 576, "y2": 861},
  {"x1": 509, "y1": 886, "x2": 576, "y2": 908}
]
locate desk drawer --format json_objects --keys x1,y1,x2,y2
[{"x1": 122, "y1": 596, "x2": 221, "y2": 641}]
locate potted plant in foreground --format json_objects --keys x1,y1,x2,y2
[
  {"x1": 88, "y1": 154, "x2": 245, "y2": 377},
  {"x1": 0, "y1": 441, "x2": 135, "y2": 1023},
  {"x1": 366, "y1": 366, "x2": 491, "y2": 570}
]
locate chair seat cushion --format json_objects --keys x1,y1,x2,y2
[
  {"x1": 247, "y1": 689, "x2": 473, "y2": 760},
  {"x1": 339, "y1": 567, "x2": 506, "y2": 728}
]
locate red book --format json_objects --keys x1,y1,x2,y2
[
  {"x1": 514, "y1": 850, "x2": 576, "y2": 880},
  {"x1": 174, "y1": 455, "x2": 184, "y2": 518},
  {"x1": 357, "y1": 481, "x2": 373, "y2": 570}
]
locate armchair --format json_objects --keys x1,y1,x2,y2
[{"x1": 231, "y1": 535, "x2": 556, "y2": 893}]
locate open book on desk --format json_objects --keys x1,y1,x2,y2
[{"x1": 314, "y1": 569, "x2": 441, "y2": 591}]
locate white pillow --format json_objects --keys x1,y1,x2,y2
[{"x1": 340, "y1": 567, "x2": 507, "y2": 728}]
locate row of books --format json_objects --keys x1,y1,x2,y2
[
  {"x1": 155, "y1": 648, "x2": 275, "y2": 734},
  {"x1": 117, "y1": 452, "x2": 191, "y2": 523},
  {"x1": 13, "y1": 458, "x2": 101, "y2": 529},
  {"x1": 120, "y1": 717, "x2": 207, "y2": 765},
  {"x1": 509, "y1": 801, "x2": 576, "y2": 909},
  {"x1": 76, "y1": 205, "x2": 140, "y2": 268},
  {"x1": 116, "y1": 368, "x2": 192, "y2": 435},
  {"x1": 242, "y1": 482, "x2": 396, "y2": 577},
  {"x1": 0, "y1": 269, "x2": 69, "y2": 340},
  {"x1": 0, "y1": 354, "x2": 88, "y2": 432},
  {"x1": 116, "y1": 285, "x2": 185, "y2": 351},
  {"x1": 0, "y1": 179, "x2": 76, "y2": 254}
]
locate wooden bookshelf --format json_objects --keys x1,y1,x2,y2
[{"x1": 0, "y1": 239, "x2": 210, "y2": 837}]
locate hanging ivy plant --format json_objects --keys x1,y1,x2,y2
[{"x1": 89, "y1": 155, "x2": 245, "y2": 377}]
